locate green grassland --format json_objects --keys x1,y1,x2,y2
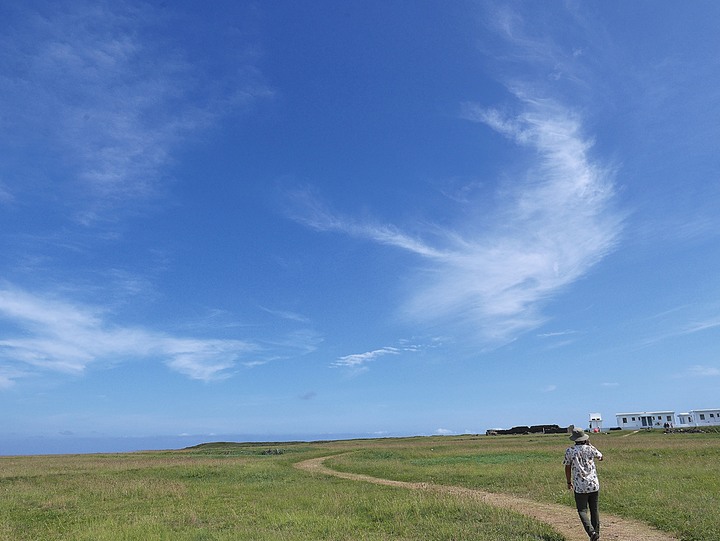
[
  {"x1": 0, "y1": 430, "x2": 717, "y2": 540},
  {"x1": 328, "y1": 430, "x2": 720, "y2": 541}
]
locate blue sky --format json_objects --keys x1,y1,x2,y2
[{"x1": 2, "y1": 1, "x2": 720, "y2": 455}]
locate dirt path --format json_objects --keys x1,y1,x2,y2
[{"x1": 295, "y1": 455, "x2": 679, "y2": 541}]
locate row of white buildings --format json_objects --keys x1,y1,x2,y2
[{"x1": 587, "y1": 409, "x2": 720, "y2": 431}]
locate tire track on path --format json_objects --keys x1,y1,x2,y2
[{"x1": 294, "y1": 455, "x2": 678, "y2": 541}]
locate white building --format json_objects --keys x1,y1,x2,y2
[
  {"x1": 677, "y1": 412, "x2": 693, "y2": 426},
  {"x1": 677, "y1": 409, "x2": 720, "y2": 427},
  {"x1": 615, "y1": 411, "x2": 675, "y2": 429},
  {"x1": 615, "y1": 408, "x2": 720, "y2": 429},
  {"x1": 589, "y1": 413, "x2": 602, "y2": 432}
]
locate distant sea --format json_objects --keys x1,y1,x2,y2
[{"x1": 0, "y1": 433, "x2": 400, "y2": 457}]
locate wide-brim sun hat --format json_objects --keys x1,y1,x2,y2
[{"x1": 570, "y1": 428, "x2": 589, "y2": 442}]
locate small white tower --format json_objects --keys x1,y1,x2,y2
[{"x1": 589, "y1": 413, "x2": 603, "y2": 432}]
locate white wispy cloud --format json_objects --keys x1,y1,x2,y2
[
  {"x1": 0, "y1": 1, "x2": 271, "y2": 225},
  {"x1": 282, "y1": 6, "x2": 622, "y2": 345},
  {"x1": 262, "y1": 329, "x2": 324, "y2": 358},
  {"x1": 416, "y1": 98, "x2": 621, "y2": 341},
  {"x1": 286, "y1": 188, "x2": 448, "y2": 260},
  {"x1": 537, "y1": 330, "x2": 579, "y2": 338},
  {"x1": 680, "y1": 319, "x2": 720, "y2": 335},
  {"x1": 0, "y1": 366, "x2": 26, "y2": 390},
  {"x1": 638, "y1": 313, "x2": 720, "y2": 349},
  {"x1": 260, "y1": 306, "x2": 311, "y2": 324},
  {"x1": 0, "y1": 181, "x2": 13, "y2": 205},
  {"x1": 331, "y1": 347, "x2": 401, "y2": 369},
  {"x1": 687, "y1": 365, "x2": 720, "y2": 377},
  {"x1": 331, "y1": 341, "x2": 429, "y2": 371},
  {"x1": 293, "y1": 96, "x2": 622, "y2": 343},
  {"x1": 0, "y1": 286, "x2": 256, "y2": 384}
]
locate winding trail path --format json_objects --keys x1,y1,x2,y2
[{"x1": 295, "y1": 455, "x2": 678, "y2": 541}]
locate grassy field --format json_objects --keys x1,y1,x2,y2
[
  {"x1": 328, "y1": 430, "x2": 720, "y2": 541},
  {"x1": 0, "y1": 430, "x2": 717, "y2": 540}
]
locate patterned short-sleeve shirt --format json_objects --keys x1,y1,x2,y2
[{"x1": 563, "y1": 443, "x2": 603, "y2": 493}]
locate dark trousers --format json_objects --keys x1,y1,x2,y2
[{"x1": 574, "y1": 490, "x2": 600, "y2": 537}]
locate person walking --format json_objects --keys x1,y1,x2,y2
[{"x1": 563, "y1": 427, "x2": 603, "y2": 540}]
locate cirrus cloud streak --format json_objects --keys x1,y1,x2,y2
[
  {"x1": 292, "y1": 96, "x2": 623, "y2": 344},
  {"x1": 0, "y1": 287, "x2": 256, "y2": 384}
]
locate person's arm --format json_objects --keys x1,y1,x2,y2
[
  {"x1": 565, "y1": 464, "x2": 573, "y2": 490},
  {"x1": 594, "y1": 446, "x2": 603, "y2": 461}
]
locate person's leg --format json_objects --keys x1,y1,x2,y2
[
  {"x1": 588, "y1": 491, "x2": 600, "y2": 536},
  {"x1": 574, "y1": 491, "x2": 596, "y2": 537}
]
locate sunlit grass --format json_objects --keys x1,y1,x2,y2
[
  {"x1": 328, "y1": 431, "x2": 720, "y2": 541},
  {"x1": 0, "y1": 444, "x2": 562, "y2": 541},
  {"x1": 1, "y1": 432, "x2": 716, "y2": 540}
]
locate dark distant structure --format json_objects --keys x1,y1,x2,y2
[{"x1": 486, "y1": 424, "x2": 571, "y2": 436}]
